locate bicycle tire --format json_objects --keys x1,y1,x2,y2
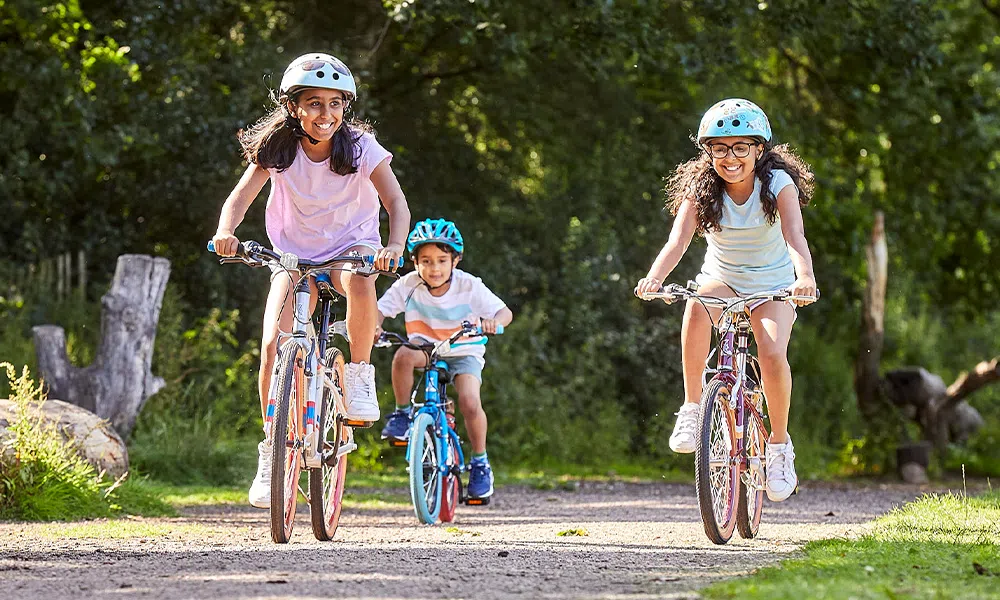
[
  {"x1": 694, "y1": 377, "x2": 738, "y2": 545},
  {"x1": 270, "y1": 344, "x2": 305, "y2": 543},
  {"x1": 439, "y1": 431, "x2": 460, "y2": 523},
  {"x1": 408, "y1": 412, "x2": 442, "y2": 524},
  {"x1": 736, "y1": 399, "x2": 766, "y2": 539},
  {"x1": 310, "y1": 348, "x2": 348, "y2": 541}
]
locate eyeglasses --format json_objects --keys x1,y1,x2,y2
[{"x1": 705, "y1": 142, "x2": 757, "y2": 159}]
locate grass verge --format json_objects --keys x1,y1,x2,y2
[{"x1": 702, "y1": 491, "x2": 1000, "y2": 600}]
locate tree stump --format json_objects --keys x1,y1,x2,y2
[{"x1": 32, "y1": 255, "x2": 170, "y2": 441}]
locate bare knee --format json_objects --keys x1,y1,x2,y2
[
  {"x1": 458, "y1": 391, "x2": 483, "y2": 415},
  {"x1": 392, "y1": 347, "x2": 425, "y2": 370},
  {"x1": 756, "y1": 343, "x2": 788, "y2": 371}
]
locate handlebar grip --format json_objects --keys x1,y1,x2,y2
[
  {"x1": 495, "y1": 324, "x2": 504, "y2": 335},
  {"x1": 207, "y1": 240, "x2": 246, "y2": 257},
  {"x1": 362, "y1": 255, "x2": 404, "y2": 269}
]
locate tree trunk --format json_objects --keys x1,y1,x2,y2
[
  {"x1": 855, "y1": 211, "x2": 887, "y2": 416},
  {"x1": 33, "y1": 254, "x2": 170, "y2": 440}
]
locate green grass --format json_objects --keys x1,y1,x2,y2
[{"x1": 702, "y1": 492, "x2": 1000, "y2": 600}]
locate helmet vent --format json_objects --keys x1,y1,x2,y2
[
  {"x1": 332, "y1": 73, "x2": 340, "y2": 80},
  {"x1": 732, "y1": 119, "x2": 741, "y2": 126},
  {"x1": 316, "y1": 71, "x2": 325, "y2": 78},
  {"x1": 716, "y1": 120, "x2": 724, "y2": 127}
]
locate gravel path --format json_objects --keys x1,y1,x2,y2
[{"x1": 0, "y1": 480, "x2": 949, "y2": 599}]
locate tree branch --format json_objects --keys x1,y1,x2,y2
[
  {"x1": 945, "y1": 356, "x2": 1000, "y2": 407},
  {"x1": 982, "y1": 0, "x2": 1000, "y2": 21}
]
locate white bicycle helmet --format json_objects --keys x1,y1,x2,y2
[
  {"x1": 697, "y1": 98, "x2": 772, "y2": 144},
  {"x1": 280, "y1": 52, "x2": 357, "y2": 100}
]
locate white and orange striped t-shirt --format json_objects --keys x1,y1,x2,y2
[{"x1": 377, "y1": 270, "x2": 507, "y2": 367}]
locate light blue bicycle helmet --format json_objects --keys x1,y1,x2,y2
[
  {"x1": 406, "y1": 218, "x2": 464, "y2": 256},
  {"x1": 697, "y1": 98, "x2": 772, "y2": 145}
]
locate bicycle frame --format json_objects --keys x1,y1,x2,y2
[{"x1": 404, "y1": 359, "x2": 466, "y2": 483}]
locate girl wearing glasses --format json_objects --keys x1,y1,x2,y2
[
  {"x1": 634, "y1": 99, "x2": 816, "y2": 502},
  {"x1": 211, "y1": 53, "x2": 411, "y2": 509}
]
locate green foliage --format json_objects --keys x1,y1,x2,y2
[
  {"x1": 129, "y1": 287, "x2": 262, "y2": 484},
  {"x1": 0, "y1": 363, "x2": 171, "y2": 520},
  {"x1": 2, "y1": 0, "x2": 999, "y2": 482},
  {"x1": 703, "y1": 492, "x2": 1000, "y2": 599}
]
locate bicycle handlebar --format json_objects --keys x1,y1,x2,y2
[
  {"x1": 207, "y1": 240, "x2": 402, "y2": 271},
  {"x1": 640, "y1": 283, "x2": 820, "y2": 307},
  {"x1": 375, "y1": 320, "x2": 504, "y2": 355}
]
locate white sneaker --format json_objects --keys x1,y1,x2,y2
[
  {"x1": 669, "y1": 403, "x2": 700, "y2": 454},
  {"x1": 248, "y1": 440, "x2": 272, "y2": 509},
  {"x1": 344, "y1": 362, "x2": 380, "y2": 421},
  {"x1": 765, "y1": 435, "x2": 798, "y2": 501}
]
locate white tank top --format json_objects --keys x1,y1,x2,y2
[{"x1": 698, "y1": 169, "x2": 797, "y2": 295}]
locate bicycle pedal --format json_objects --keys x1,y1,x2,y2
[
  {"x1": 343, "y1": 419, "x2": 374, "y2": 428},
  {"x1": 388, "y1": 438, "x2": 408, "y2": 448},
  {"x1": 465, "y1": 497, "x2": 491, "y2": 506}
]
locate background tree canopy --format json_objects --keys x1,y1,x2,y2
[{"x1": 2, "y1": 0, "x2": 998, "y2": 476}]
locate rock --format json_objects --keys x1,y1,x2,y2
[
  {"x1": 0, "y1": 398, "x2": 129, "y2": 478},
  {"x1": 899, "y1": 462, "x2": 929, "y2": 485}
]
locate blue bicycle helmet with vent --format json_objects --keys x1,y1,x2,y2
[
  {"x1": 406, "y1": 218, "x2": 464, "y2": 256},
  {"x1": 697, "y1": 98, "x2": 772, "y2": 145}
]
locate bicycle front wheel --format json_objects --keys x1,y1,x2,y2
[
  {"x1": 310, "y1": 347, "x2": 348, "y2": 541},
  {"x1": 270, "y1": 344, "x2": 305, "y2": 544},
  {"x1": 439, "y1": 430, "x2": 461, "y2": 523},
  {"x1": 694, "y1": 378, "x2": 739, "y2": 545},
  {"x1": 408, "y1": 412, "x2": 442, "y2": 524},
  {"x1": 737, "y1": 397, "x2": 767, "y2": 539}
]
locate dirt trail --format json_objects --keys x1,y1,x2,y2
[{"x1": 0, "y1": 480, "x2": 946, "y2": 599}]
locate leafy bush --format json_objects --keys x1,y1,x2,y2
[{"x1": 0, "y1": 363, "x2": 170, "y2": 520}]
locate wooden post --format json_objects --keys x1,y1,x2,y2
[
  {"x1": 78, "y1": 250, "x2": 87, "y2": 298},
  {"x1": 33, "y1": 255, "x2": 171, "y2": 440},
  {"x1": 855, "y1": 211, "x2": 887, "y2": 416}
]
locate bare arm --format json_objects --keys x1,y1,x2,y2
[
  {"x1": 776, "y1": 185, "x2": 818, "y2": 302},
  {"x1": 212, "y1": 163, "x2": 270, "y2": 256},
  {"x1": 634, "y1": 199, "x2": 699, "y2": 296},
  {"x1": 371, "y1": 159, "x2": 411, "y2": 271}
]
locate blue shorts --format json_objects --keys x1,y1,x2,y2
[{"x1": 439, "y1": 355, "x2": 483, "y2": 383}]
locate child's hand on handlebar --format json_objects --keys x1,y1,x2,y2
[
  {"x1": 373, "y1": 325, "x2": 384, "y2": 344},
  {"x1": 375, "y1": 243, "x2": 404, "y2": 272},
  {"x1": 478, "y1": 318, "x2": 501, "y2": 335},
  {"x1": 212, "y1": 232, "x2": 240, "y2": 257},
  {"x1": 634, "y1": 277, "x2": 663, "y2": 299},
  {"x1": 786, "y1": 276, "x2": 818, "y2": 306}
]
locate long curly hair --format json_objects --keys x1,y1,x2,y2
[
  {"x1": 665, "y1": 139, "x2": 815, "y2": 235},
  {"x1": 238, "y1": 89, "x2": 372, "y2": 175}
]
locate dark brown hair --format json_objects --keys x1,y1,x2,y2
[
  {"x1": 665, "y1": 140, "x2": 815, "y2": 235},
  {"x1": 238, "y1": 89, "x2": 373, "y2": 175}
]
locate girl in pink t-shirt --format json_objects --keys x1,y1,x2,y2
[{"x1": 211, "y1": 53, "x2": 410, "y2": 509}]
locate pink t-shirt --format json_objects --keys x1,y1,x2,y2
[{"x1": 264, "y1": 130, "x2": 392, "y2": 261}]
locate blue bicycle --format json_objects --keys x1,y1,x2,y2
[{"x1": 375, "y1": 321, "x2": 502, "y2": 524}]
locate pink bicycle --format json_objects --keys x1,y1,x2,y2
[{"x1": 641, "y1": 282, "x2": 818, "y2": 544}]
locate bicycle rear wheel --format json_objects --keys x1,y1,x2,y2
[
  {"x1": 694, "y1": 378, "x2": 739, "y2": 545},
  {"x1": 736, "y1": 399, "x2": 766, "y2": 539},
  {"x1": 408, "y1": 412, "x2": 442, "y2": 524},
  {"x1": 270, "y1": 344, "x2": 305, "y2": 544},
  {"x1": 310, "y1": 348, "x2": 348, "y2": 541},
  {"x1": 439, "y1": 431, "x2": 461, "y2": 523}
]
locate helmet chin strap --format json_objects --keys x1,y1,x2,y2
[{"x1": 285, "y1": 114, "x2": 322, "y2": 145}]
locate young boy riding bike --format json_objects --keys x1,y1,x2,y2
[{"x1": 375, "y1": 218, "x2": 513, "y2": 499}]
